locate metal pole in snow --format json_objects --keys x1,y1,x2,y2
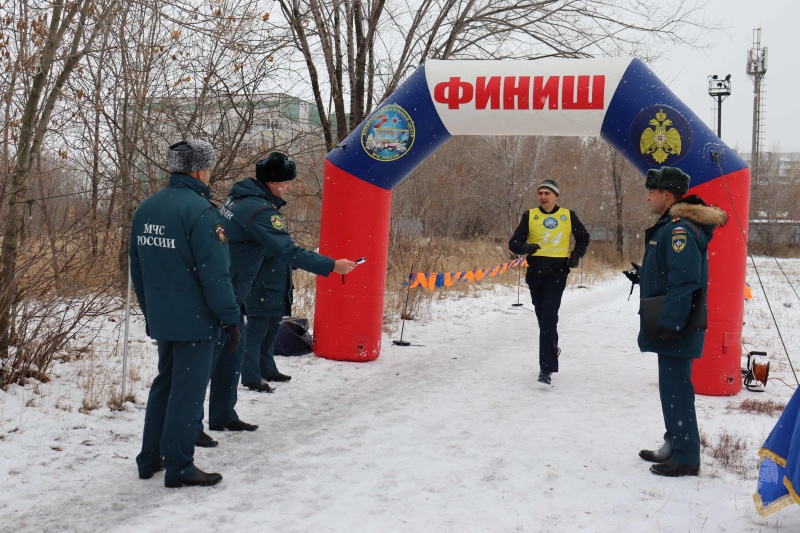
[{"x1": 121, "y1": 265, "x2": 132, "y2": 401}]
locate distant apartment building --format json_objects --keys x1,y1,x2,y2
[
  {"x1": 733, "y1": 151, "x2": 800, "y2": 248},
  {"x1": 738, "y1": 151, "x2": 800, "y2": 182},
  {"x1": 148, "y1": 93, "x2": 330, "y2": 152}
]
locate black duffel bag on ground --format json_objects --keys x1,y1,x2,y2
[{"x1": 274, "y1": 317, "x2": 314, "y2": 356}]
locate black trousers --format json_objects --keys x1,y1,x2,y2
[
  {"x1": 526, "y1": 268, "x2": 568, "y2": 373},
  {"x1": 137, "y1": 339, "x2": 215, "y2": 482},
  {"x1": 658, "y1": 354, "x2": 700, "y2": 467}
]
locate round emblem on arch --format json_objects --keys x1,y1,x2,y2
[
  {"x1": 361, "y1": 104, "x2": 415, "y2": 162},
  {"x1": 630, "y1": 104, "x2": 693, "y2": 167},
  {"x1": 543, "y1": 217, "x2": 559, "y2": 229}
]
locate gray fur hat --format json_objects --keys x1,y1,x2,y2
[
  {"x1": 645, "y1": 166, "x2": 690, "y2": 194},
  {"x1": 168, "y1": 140, "x2": 216, "y2": 173}
]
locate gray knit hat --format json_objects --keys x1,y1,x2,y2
[
  {"x1": 168, "y1": 140, "x2": 216, "y2": 173},
  {"x1": 537, "y1": 179, "x2": 560, "y2": 196}
]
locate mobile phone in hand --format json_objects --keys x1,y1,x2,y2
[{"x1": 355, "y1": 257, "x2": 366, "y2": 264}]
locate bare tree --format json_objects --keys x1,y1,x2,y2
[
  {"x1": 468, "y1": 136, "x2": 553, "y2": 237},
  {"x1": 748, "y1": 151, "x2": 800, "y2": 255},
  {"x1": 277, "y1": 0, "x2": 711, "y2": 150},
  {"x1": 0, "y1": 0, "x2": 122, "y2": 355}
]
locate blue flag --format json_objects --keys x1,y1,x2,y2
[{"x1": 754, "y1": 388, "x2": 800, "y2": 516}]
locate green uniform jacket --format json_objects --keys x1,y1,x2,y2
[
  {"x1": 245, "y1": 255, "x2": 293, "y2": 317},
  {"x1": 220, "y1": 178, "x2": 335, "y2": 307},
  {"x1": 637, "y1": 196, "x2": 727, "y2": 358},
  {"x1": 129, "y1": 174, "x2": 241, "y2": 341}
]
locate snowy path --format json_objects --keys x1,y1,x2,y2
[{"x1": 2, "y1": 276, "x2": 799, "y2": 532}]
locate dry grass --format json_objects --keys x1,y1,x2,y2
[
  {"x1": 706, "y1": 430, "x2": 753, "y2": 477},
  {"x1": 1, "y1": 227, "x2": 125, "y2": 389},
  {"x1": 15, "y1": 231, "x2": 125, "y2": 296},
  {"x1": 291, "y1": 236, "x2": 630, "y2": 333},
  {"x1": 5, "y1": 225, "x2": 645, "y2": 409},
  {"x1": 733, "y1": 398, "x2": 786, "y2": 417}
]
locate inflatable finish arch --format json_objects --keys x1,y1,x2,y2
[{"x1": 313, "y1": 58, "x2": 750, "y2": 396}]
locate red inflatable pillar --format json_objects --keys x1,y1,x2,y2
[
  {"x1": 313, "y1": 161, "x2": 391, "y2": 361},
  {"x1": 691, "y1": 168, "x2": 750, "y2": 395}
]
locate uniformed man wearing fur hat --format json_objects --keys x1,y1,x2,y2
[
  {"x1": 624, "y1": 166, "x2": 728, "y2": 477},
  {"x1": 201, "y1": 152, "x2": 357, "y2": 435},
  {"x1": 131, "y1": 139, "x2": 241, "y2": 488}
]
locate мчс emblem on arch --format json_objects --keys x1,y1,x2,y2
[
  {"x1": 631, "y1": 105, "x2": 692, "y2": 166},
  {"x1": 361, "y1": 104, "x2": 415, "y2": 162}
]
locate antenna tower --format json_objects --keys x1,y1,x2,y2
[{"x1": 747, "y1": 28, "x2": 768, "y2": 185}]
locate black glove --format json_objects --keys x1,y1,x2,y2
[
  {"x1": 567, "y1": 255, "x2": 580, "y2": 268},
  {"x1": 223, "y1": 324, "x2": 241, "y2": 353},
  {"x1": 657, "y1": 326, "x2": 681, "y2": 341},
  {"x1": 521, "y1": 243, "x2": 541, "y2": 255},
  {"x1": 623, "y1": 262, "x2": 640, "y2": 285}
]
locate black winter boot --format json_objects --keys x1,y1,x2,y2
[
  {"x1": 195, "y1": 430, "x2": 219, "y2": 448},
  {"x1": 639, "y1": 438, "x2": 673, "y2": 463},
  {"x1": 243, "y1": 379, "x2": 273, "y2": 393},
  {"x1": 138, "y1": 459, "x2": 164, "y2": 479},
  {"x1": 209, "y1": 419, "x2": 259, "y2": 432},
  {"x1": 165, "y1": 468, "x2": 223, "y2": 488},
  {"x1": 650, "y1": 459, "x2": 699, "y2": 477}
]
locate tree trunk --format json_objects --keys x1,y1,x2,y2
[
  {"x1": 35, "y1": 157, "x2": 63, "y2": 291},
  {"x1": 610, "y1": 149, "x2": 625, "y2": 259},
  {"x1": 0, "y1": 0, "x2": 119, "y2": 353},
  {"x1": 0, "y1": 0, "x2": 75, "y2": 354}
]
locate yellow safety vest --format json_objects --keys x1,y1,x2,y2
[{"x1": 527, "y1": 207, "x2": 572, "y2": 258}]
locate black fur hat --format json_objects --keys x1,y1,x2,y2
[
  {"x1": 645, "y1": 167, "x2": 690, "y2": 194},
  {"x1": 256, "y1": 152, "x2": 296, "y2": 183}
]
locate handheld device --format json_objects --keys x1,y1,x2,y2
[{"x1": 355, "y1": 257, "x2": 366, "y2": 264}]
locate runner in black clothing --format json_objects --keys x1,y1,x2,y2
[{"x1": 509, "y1": 179, "x2": 590, "y2": 385}]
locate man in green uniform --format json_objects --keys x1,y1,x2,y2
[
  {"x1": 206, "y1": 152, "x2": 356, "y2": 420},
  {"x1": 241, "y1": 259, "x2": 292, "y2": 393},
  {"x1": 131, "y1": 140, "x2": 241, "y2": 487},
  {"x1": 625, "y1": 167, "x2": 727, "y2": 477}
]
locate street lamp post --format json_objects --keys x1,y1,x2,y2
[{"x1": 708, "y1": 74, "x2": 732, "y2": 139}]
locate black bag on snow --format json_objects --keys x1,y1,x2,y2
[{"x1": 274, "y1": 317, "x2": 313, "y2": 356}]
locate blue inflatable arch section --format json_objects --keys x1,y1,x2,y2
[{"x1": 313, "y1": 58, "x2": 750, "y2": 396}]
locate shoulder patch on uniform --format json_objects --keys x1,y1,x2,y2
[
  {"x1": 672, "y1": 226, "x2": 686, "y2": 234},
  {"x1": 270, "y1": 215, "x2": 285, "y2": 230},
  {"x1": 672, "y1": 235, "x2": 686, "y2": 252},
  {"x1": 214, "y1": 223, "x2": 228, "y2": 243}
]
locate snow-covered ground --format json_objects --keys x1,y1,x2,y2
[{"x1": 2, "y1": 261, "x2": 800, "y2": 532}]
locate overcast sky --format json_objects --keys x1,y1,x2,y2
[{"x1": 652, "y1": 0, "x2": 799, "y2": 153}]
